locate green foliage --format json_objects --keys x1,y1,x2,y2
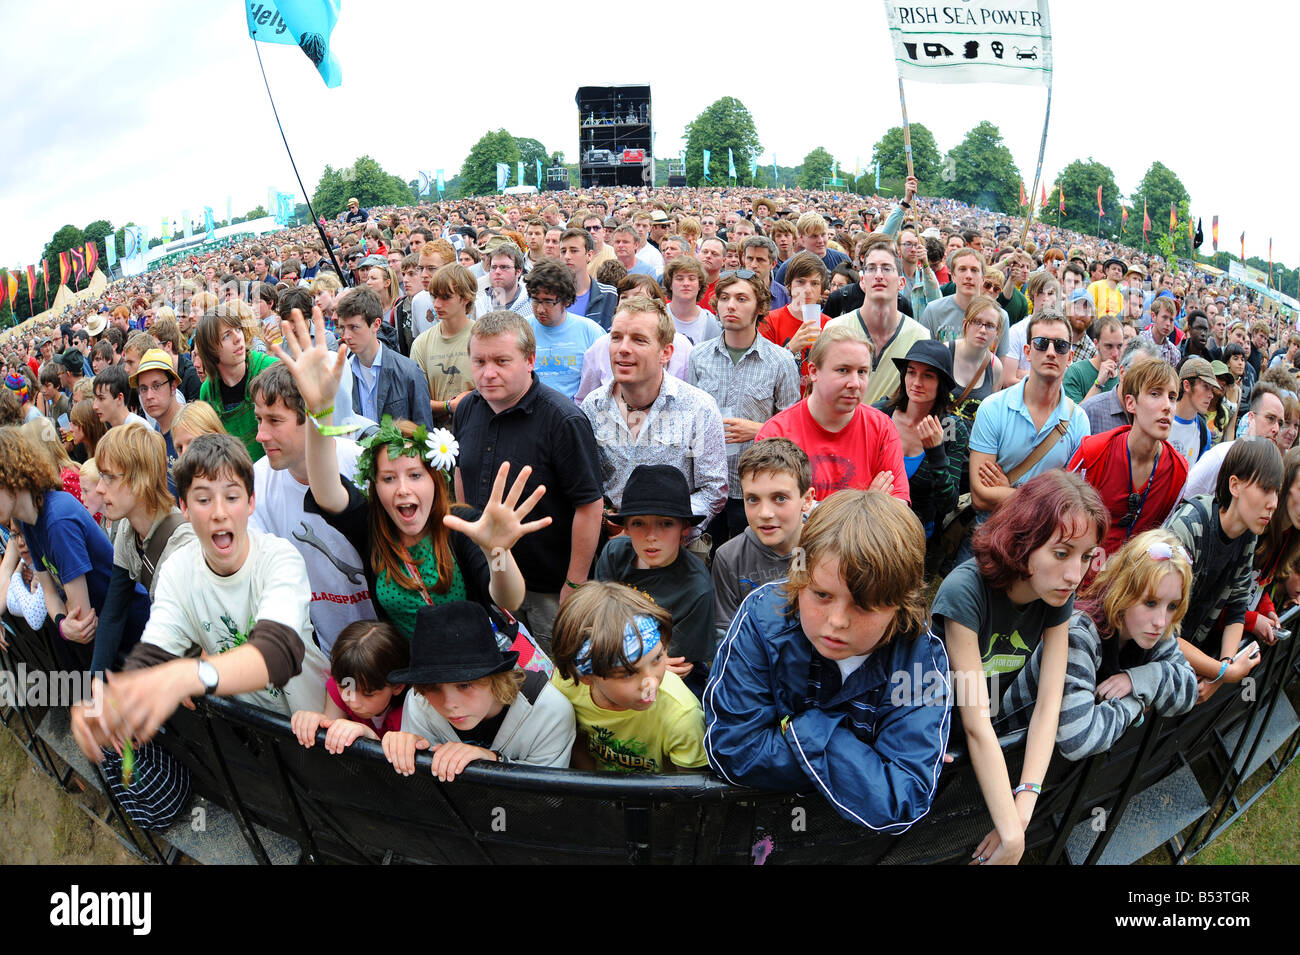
[
  {"x1": 798, "y1": 147, "x2": 836, "y2": 190},
  {"x1": 870, "y1": 124, "x2": 943, "y2": 190},
  {"x1": 683, "y1": 97, "x2": 761, "y2": 187},
  {"x1": 244, "y1": 205, "x2": 268, "y2": 220},
  {"x1": 82, "y1": 220, "x2": 114, "y2": 270},
  {"x1": 458, "y1": 130, "x2": 521, "y2": 197},
  {"x1": 513, "y1": 137, "x2": 548, "y2": 187},
  {"x1": 1044, "y1": 159, "x2": 1121, "y2": 237},
  {"x1": 1130, "y1": 162, "x2": 1192, "y2": 257},
  {"x1": 39, "y1": 225, "x2": 86, "y2": 275},
  {"x1": 311, "y1": 155, "x2": 417, "y2": 217},
  {"x1": 943, "y1": 121, "x2": 1022, "y2": 214}
]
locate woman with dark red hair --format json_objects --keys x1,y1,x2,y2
[{"x1": 930, "y1": 469, "x2": 1108, "y2": 865}]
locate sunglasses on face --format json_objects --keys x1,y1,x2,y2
[{"x1": 1031, "y1": 337, "x2": 1072, "y2": 356}]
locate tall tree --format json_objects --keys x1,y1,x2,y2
[
  {"x1": 1129, "y1": 161, "x2": 1192, "y2": 257},
  {"x1": 312, "y1": 155, "x2": 416, "y2": 217},
  {"x1": 797, "y1": 147, "x2": 837, "y2": 190},
  {"x1": 1045, "y1": 159, "x2": 1120, "y2": 236},
  {"x1": 513, "y1": 137, "x2": 549, "y2": 187},
  {"x1": 82, "y1": 219, "x2": 114, "y2": 271},
  {"x1": 870, "y1": 123, "x2": 943, "y2": 190},
  {"x1": 942, "y1": 121, "x2": 1022, "y2": 214},
  {"x1": 40, "y1": 224, "x2": 87, "y2": 282},
  {"x1": 458, "y1": 130, "x2": 521, "y2": 196},
  {"x1": 683, "y1": 97, "x2": 761, "y2": 187}
]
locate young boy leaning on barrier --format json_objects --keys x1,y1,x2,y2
[
  {"x1": 703, "y1": 489, "x2": 952, "y2": 831},
  {"x1": 71, "y1": 432, "x2": 330, "y2": 764},
  {"x1": 550, "y1": 581, "x2": 708, "y2": 773}
]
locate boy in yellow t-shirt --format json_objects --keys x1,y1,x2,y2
[{"x1": 550, "y1": 582, "x2": 707, "y2": 773}]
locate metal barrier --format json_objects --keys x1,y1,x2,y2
[{"x1": 2, "y1": 609, "x2": 1297, "y2": 865}]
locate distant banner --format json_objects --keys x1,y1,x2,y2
[
  {"x1": 703, "y1": 149, "x2": 711, "y2": 181},
  {"x1": 884, "y1": 0, "x2": 1052, "y2": 87},
  {"x1": 204, "y1": 206, "x2": 216, "y2": 241},
  {"x1": 436, "y1": 169, "x2": 445, "y2": 195},
  {"x1": 161, "y1": 217, "x2": 170, "y2": 242},
  {"x1": 536, "y1": 158, "x2": 543, "y2": 186},
  {"x1": 70, "y1": 246, "x2": 87, "y2": 283},
  {"x1": 246, "y1": 0, "x2": 342, "y2": 88},
  {"x1": 496, "y1": 163, "x2": 509, "y2": 190},
  {"x1": 7, "y1": 271, "x2": 18, "y2": 306},
  {"x1": 106, "y1": 234, "x2": 117, "y2": 266},
  {"x1": 517, "y1": 161, "x2": 525, "y2": 187},
  {"x1": 59, "y1": 251, "x2": 71, "y2": 287},
  {"x1": 84, "y1": 241, "x2": 99, "y2": 276},
  {"x1": 0, "y1": 271, "x2": 7, "y2": 310},
  {"x1": 728, "y1": 148, "x2": 737, "y2": 180},
  {"x1": 26, "y1": 265, "x2": 37, "y2": 309},
  {"x1": 417, "y1": 171, "x2": 431, "y2": 197},
  {"x1": 183, "y1": 209, "x2": 192, "y2": 239}
]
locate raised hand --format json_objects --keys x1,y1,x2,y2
[
  {"x1": 269, "y1": 305, "x2": 348, "y2": 414},
  {"x1": 442, "y1": 462, "x2": 554, "y2": 556}
]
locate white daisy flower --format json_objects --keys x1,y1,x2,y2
[{"x1": 424, "y1": 428, "x2": 459, "y2": 471}]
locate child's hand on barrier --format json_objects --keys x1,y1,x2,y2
[
  {"x1": 323, "y1": 718, "x2": 376, "y2": 754},
  {"x1": 382, "y1": 731, "x2": 430, "y2": 776},
  {"x1": 1095, "y1": 673, "x2": 1134, "y2": 701},
  {"x1": 291, "y1": 710, "x2": 328, "y2": 748},
  {"x1": 429, "y1": 742, "x2": 496, "y2": 782}
]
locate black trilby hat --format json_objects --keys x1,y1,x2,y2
[
  {"x1": 608, "y1": 464, "x2": 703, "y2": 525},
  {"x1": 388, "y1": 601, "x2": 518, "y2": 685}
]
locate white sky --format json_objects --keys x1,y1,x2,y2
[{"x1": 1, "y1": 1, "x2": 1295, "y2": 268}]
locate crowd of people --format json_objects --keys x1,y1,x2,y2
[{"x1": 1, "y1": 178, "x2": 1296, "y2": 863}]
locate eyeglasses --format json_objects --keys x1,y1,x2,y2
[
  {"x1": 861, "y1": 264, "x2": 898, "y2": 276},
  {"x1": 97, "y1": 469, "x2": 124, "y2": 488},
  {"x1": 983, "y1": 282, "x2": 999, "y2": 291},
  {"x1": 1031, "y1": 337, "x2": 1072, "y2": 356},
  {"x1": 530, "y1": 297, "x2": 561, "y2": 308},
  {"x1": 1146, "y1": 542, "x2": 1191, "y2": 563},
  {"x1": 718, "y1": 269, "x2": 757, "y2": 281},
  {"x1": 968, "y1": 320, "x2": 1000, "y2": 333},
  {"x1": 489, "y1": 263, "x2": 517, "y2": 272}
]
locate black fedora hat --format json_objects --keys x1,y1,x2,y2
[
  {"x1": 608, "y1": 464, "x2": 703, "y2": 525},
  {"x1": 388, "y1": 602, "x2": 518, "y2": 685},
  {"x1": 891, "y1": 339, "x2": 957, "y2": 396}
]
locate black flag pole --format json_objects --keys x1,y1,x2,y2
[{"x1": 252, "y1": 39, "x2": 351, "y2": 287}]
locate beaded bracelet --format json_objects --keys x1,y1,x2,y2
[{"x1": 1013, "y1": 783, "x2": 1043, "y2": 797}]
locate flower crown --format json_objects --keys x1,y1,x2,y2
[{"x1": 354, "y1": 415, "x2": 459, "y2": 488}]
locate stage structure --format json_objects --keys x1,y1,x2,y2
[{"x1": 576, "y1": 84, "x2": 653, "y2": 188}]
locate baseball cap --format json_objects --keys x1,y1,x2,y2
[{"x1": 1179, "y1": 356, "x2": 1221, "y2": 392}]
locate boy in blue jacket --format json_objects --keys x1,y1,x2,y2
[{"x1": 703, "y1": 489, "x2": 951, "y2": 831}]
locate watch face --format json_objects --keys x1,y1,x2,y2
[{"x1": 198, "y1": 660, "x2": 219, "y2": 693}]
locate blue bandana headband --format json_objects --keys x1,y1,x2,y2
[{"x1": 576, "y1": 615, "x2": 662, "y2": 676}]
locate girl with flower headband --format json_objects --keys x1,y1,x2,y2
[
  {"x1": 271, "y1": 307, "x2": 551, "y2": 640},
  {"x1": 1002, "y1": 530, "x2": 1198, "y2": 761}
]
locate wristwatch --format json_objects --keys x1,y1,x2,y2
[{"x1": 196, "y1": 659, "x2": 220, "y2": 695}]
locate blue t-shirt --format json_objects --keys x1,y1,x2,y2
[
  {"x1": 571, "y1": 286, "x2": 592, "y2": 318},
  {"x1": 529, "y1": 313, "x2": 605, "y2": 400}
]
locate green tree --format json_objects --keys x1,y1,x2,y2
[
  {"x1": 82, "y1": 219, "x2": 114, "y2": 271},
  {"x1": 513, "y1": 137, "x2": 549, "y2": 187},
  {"x1": 245, "y1": 205, "x2": 268, "y2": 220},
  {"x1": 458, "y1": 130, "x2": 521, "y2": 196},
  {"x1": 683, "y1": 97, "x2": 762, "y2": 187},
  {"x1": 311, "y1": 155, "x2": 415, "y2": 216},
  {"x1": 798, "y1": 147, "x2": 837, "y2": 190},
  {"x1": 943, "y1": 121, "x2": 1022, "y2": 214},
  {"x1": 1045, "y1": 159, "x2": 1120, "y2": 237},
  {"x1": 1129, "y1": 162, "x2": 1192, "y2": 258},
  {"x1": 39, "y1": 225, "x2": 87, "y2": 279},
  {"x1": 870, "y1": 123, "x2": 943, "y2": 190}
]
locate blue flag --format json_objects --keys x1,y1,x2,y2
[
  {"x1": 536, "y1": 158, "x2": 543, "y2": 187},
  {"x1": 702, "y1": 149, "x2": 711, "y2": 181},
  {"x1": 246, "y1": 0, "x2": 342, "y2": 89},
  {"x1": 418, "y1": 171, "x2": 431, "y2": 197},
  {"x1": 728, "y1": 148, "x2": 737, "y2": 180},
  {"x1": 749, "y1": 158, "x2": 758, "y2": 179},
  {"x1": 204, "y1": 207, "x2": 216, "y2": 241},
  {"x1": 436, "y1": 169, "x2": 445, "y2": 195},
  {"x1": 875, "y1": 162, "x2": 881, "y2": 190},
  {"x1": 105, "y1": 234, "x2": 117, "y2": 267},
  {"x1": 517, "y1": 161, "x2": 525, "y2": 187},
  {"x1": 772, "y1": 155, "x2": 777, "y2": 184},
  {"x1": 496, "y1": 163, "x2": 509, "y2": 191}
]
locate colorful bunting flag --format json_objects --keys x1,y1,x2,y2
[
  {"x1": 1212, "y1": 216, "x2": 1219, "y2": 252},
  {"x1": 84, "y1": 241, "x2": 99, "y2": 276},
  {"x1": 1058, "y1": 185, "x2": 1065, "y2": 214},
  {"x1": 1169, "y1": 203, "x2": 1177, "y2": 233},
  {"x1": 26, "y1": 265, "x2": 36, "y2": 311},
  {"x1": 0, "y1": 271, "x2": 7, "y2": 310},
  {"x1": 1143, "y1": 200, "x2": 1150, "y2": 239},
  {"x1": 1096, "y1": 185, "x2": 1103, "y2": 217},
  {"x1": 5, "y1": 271, "x2": 15, "y2": 307},
  {"x1": 70, "y1": 246, "x2": 87, "y2": 284},
  {"x1": 59, "y1": 251, "x2": 71, "y2": 287},
  {"x1": 1019, "y1": 181, "x2": 1027, "y2": 207}
]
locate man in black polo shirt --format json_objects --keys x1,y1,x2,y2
[{"x1": 452, "y1": 310, "x2": 604, "y2": 652}]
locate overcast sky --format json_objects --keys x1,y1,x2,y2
[{"x1": 1, "y1": 1, "x2": 1295, "y2": 268}]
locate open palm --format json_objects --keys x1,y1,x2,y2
[
  {"x1": 270, "y1": 305, "x2": 348, "y2": 413},
  {"x1": 443, "y1": 462, "x2": 553, "y2": 555}
]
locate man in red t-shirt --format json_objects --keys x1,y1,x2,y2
[
  {"x1": 756, "y1": 326, "x2": 910, "y2": 505},
  {"x1": 1068, "y1": 356, "x2": 1187, "y2": 556}
]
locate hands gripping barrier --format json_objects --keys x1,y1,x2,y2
[{"x1": 2, "y1": 609, "x2": 1297, "y2": 865}]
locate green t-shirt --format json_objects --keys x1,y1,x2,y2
[
  {"x1": 375, "y1": 536, "x2": 467, "y2": 638},
  {"x1": 1062, "y1": 359, "x2": 1115, "y2": 403}
]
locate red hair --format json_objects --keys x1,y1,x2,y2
[{"x1": 972, "y1": 470, "x2": 1108, "y2": 593}]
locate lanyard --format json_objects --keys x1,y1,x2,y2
[
  {"x1": 401, "y1": 547, "x2": 434, "y2": 605},
  {"x1": 1125, "y1": 439, "x2": 1161, "y2": 539}
]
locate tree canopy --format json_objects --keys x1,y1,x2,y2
[
  {"x1": 797, "y1": 147, "x2": 836, "y2": 190},
  {"x1": 513, "y1": 137, "x2": 549, "y2": 187},
  {"x1": 683, "y1": 97, "x2": 761, "y2": 187},
  {"x1": 1130, "y1": 162, "x2": 1193, "y2": 257},
  {"x1": 1046, "y1": 158, "x2": 1121, "y2": 236},
  {"x1": 943, "y1": 121, "x2": 1022, "y2": 214},
  {"x1": 871, "y1": 123, "x2": 943, "y2": 189},
  {"x1": 458, "y1": 129, "x2": 521, "y2": 197},
  {"x1": 312, "y1": 155, "x2": 415, "y2": 217}
]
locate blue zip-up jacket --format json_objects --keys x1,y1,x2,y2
[{"x1": 703, "y1": 581, "x2": 952, "y2": 832}]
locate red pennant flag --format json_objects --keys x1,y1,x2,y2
[
  {"x1": 1058, "y1": 185, "x2": 1065, "y2": 214},
  {"x1": 69, "y1": 246, "x2": 87, "y2": 284},
  {"x1": 1169, "y1": 202, "x2": 1177, "y2": 233},
  {"x1": 1096, "y1": 186, "x2": 1104, "y2": 216},
  {"x1": 4, "y1": 272, "x2": 15, "y2": 309},
  {"x1": 58, "y1": 251, "x2": 71, "y2": 287},
  {"x1": 40, "y1": 259, "x2": 49, "y2": 310},
  {"x1": 1041, "y1": 182, "x2": 1047, "y2": 208},
  {"x1": 1241, "y1": 232, "x2": 1246, "y2": 263},
  {"x1": 84, "y1": 241, "x2": 99, "y2": 276},
  {"x1": 1121, "y1": 206, "x2": 1129, "y2": 232},
  {"x1": 0, "y1": 271, "x2": 7, "y2": 310},
  {"x1": 1019, "y1": 181, "x2": 1027, "y2": 207},
  {"x1": 26, "y1": 265, "x2": 36, "y2": 311},
  {"x1": 1212, "y1": 215, "x2": 1219, "y2": 251},
  {"x1": 1188, "y1": 215, "x2": 1195, "y2": 249},
  {"x1": 1142, "y1": 200, "x2": 1151, "y2": 238}
]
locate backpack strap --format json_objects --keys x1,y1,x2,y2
[{"x1": 1005, "y1": 399, "x2": 1075, "y2": 486}]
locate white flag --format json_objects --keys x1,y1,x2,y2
[{"x1": 883, "y1": 0, "x2": 1052, "y2": 86}]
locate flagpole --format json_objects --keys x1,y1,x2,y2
[
  {"x1": 897, "y1": 77, "x2": 914, "y2": 181},
  {"x1": 1019, "y1": 84, "x2": 1053, "y2": 246},
  {"x1": 251, "y1": 39, "x2": 350, "y2": 286}
]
